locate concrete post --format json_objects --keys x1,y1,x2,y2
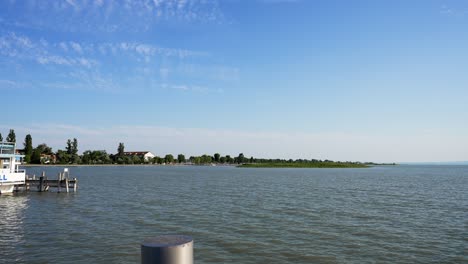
[
  {"x1": 141, "y1": 235, "x2": 193, "y2": 264},
  {"x1": 38, "y1": 176, "x2": 44, "y2": 192},
  {"x1": 57, "y1": 173, "x2": 62, "y2": 193}
]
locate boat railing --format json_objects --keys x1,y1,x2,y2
[{"x1": 0, "y1": 142, "x2": 16, "y2": 155}]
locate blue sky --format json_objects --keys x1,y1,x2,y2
[{"x1": 1, "y1": 0, "x2": 467, "y2": 162}]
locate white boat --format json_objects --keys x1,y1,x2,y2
[{"x1": 0, "y1": 142, "x2": 26, "y2": 194}]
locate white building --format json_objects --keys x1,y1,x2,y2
[{"x1": 123, "y1": 151, "x2": 155, "y2": 161}]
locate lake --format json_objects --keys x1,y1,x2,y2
[{"x1": 0, "y1": 165, "x2": 466, "y2": 263}]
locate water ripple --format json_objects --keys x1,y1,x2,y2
[{"x1": 0, "y1": 165, "x2": 467, "y2": 263}]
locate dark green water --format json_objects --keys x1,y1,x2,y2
[{"x1": 0, "y1": 165, "x2": 467, "y2": 263}]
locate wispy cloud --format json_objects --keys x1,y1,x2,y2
[
  {"x1": 100, "y1": 42, "x2": 208, "y2": 58},
  {"x1": 1, "y1": 0, "x2": 225, "y2": 33},
  {"x1": 65, "y1": 0, "x2": 79, "y2": 9},
  {"x1": 177, "y1": 64, "x2": 239, "y2": 81},
  {"x1": 0, "y1": 31, "x2": 207, "y2": 71},
  {"x1": 0, "y1": 32, "x2": 97, "y2": 68},
  {"x1": 441, "y1": 5, "x2": 468, "y2": 17},
  {"x1": 0, "y1": 79, "x2": 28, "y2": 89},
  {"x1": 70, "y1": 42, "x2": 83, "y2": 54},
  {"x1": 259, "y1": 0, "x2": 301, "y2": 3},
  {"x1": 161, "y1": 83, "x2": 222, "y2": 93},
  {"x1": 0, "y1": 31, "x2": 231, "y2": 95},
  {"x1": 36, "y1": 55, "x2": 96, "y2": 67},
  {"x1": 65, "y1": 70, "x2": 123, "y2": 93}
]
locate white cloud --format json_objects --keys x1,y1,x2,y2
[
  {"x1": 100, "y1": 42, "x2": 207, "y2": 58},
  {"x1": 177, "y1": 64, "x2": 239, "y2": 81},
  {"x1": 70, "y1": 42, "x2": 83, "y2": 54},
  {"x1": 65, "y1": 0, "x2": 79, "y2": 9},
  {"x1": 0, "y1": 33, "x2": 97, "y2": 68},
  {"x1": 0, "y1": 79, "x2": 17, "y2": 86},
  {"x1": 59, "y1": 42, "x2": 68, "y2": 52},
  {"x1": 35, "y1": 55, "x2": 96, "y2": 68},
  {"x1": 37, "y1": 55, "x2": 72, "y2": 66},
  {"x1": 0, "y1": 33, "x2": 228, "y2": 95},
  {"x1": 39, "y1": 38, "x2": 49, "y2": 47},
  {"x1": 0, "y1": 79, "x2": 20, "y2": 89},
  {"x1": 0, "y1": 33, "x2": 34, "y2": 50},
  {"x1": 66, "y1": 70, "x2": 122, "y2": 92},
  {"x1": 2, "y1": 0, "x2": 224, "y2": 33},
  {"x1": 77, "y1": 57, "x2": 94, "y2": 67},
  {"x1": 0, "y1": 79, "x2": 35, "y2": 90},
  {"x1": 162, "y1": 83, "x2": 218, "y2": 93},
  {"x1": 441, "y1": 5, "x2": 468, "y2": 17},
  {"x1": 260, "y1": 0, "x2": 300, "y2": 3}
]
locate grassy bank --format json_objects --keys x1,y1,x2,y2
[{"x1": 238, "y1": 162, "x2": 369, "y2": 168}]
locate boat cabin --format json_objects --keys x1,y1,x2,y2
[{"x1": 0, "y1": 142, "x2": 26, "y2": 194}]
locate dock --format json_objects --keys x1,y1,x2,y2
[{"x1": 15, "y1": 169, "x2": 78, "y2": 193}]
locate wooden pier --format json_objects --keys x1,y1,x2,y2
[{"x1": 16, "y1": 169, "x2": 78, "y2": 193}]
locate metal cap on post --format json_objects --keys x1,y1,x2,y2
[{"x1": 141, "y1": 235, "x2": 193, "y2": 264}]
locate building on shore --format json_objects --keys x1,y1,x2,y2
[{"x1": 123, "y1": 151, "x2": 155, "y2": 162}]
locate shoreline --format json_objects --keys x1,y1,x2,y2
[{"x1": 20, "y1": 164, "x2": 237, "y2": 167}]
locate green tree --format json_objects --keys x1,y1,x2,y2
[
  {"x1": 226, "y1": 155, "x2": 233, "y2": 163},
  {"x1": 56, "y1": 150, "x2": 70, "y2": 164},
  {"x1": 118, "y1": 143, "x2": 125, "y2": 157},
  {"x1": 72, "y1": 138, "x2": 78, "y2": 155},
  {"x1": 0, "y1": 133, "x2": 2, "y2": 142},
  {"x1": 153, "y1": 156, "x2": 164, "y2": 164},
  {"x1": 102, "y1": 152, "x2": 112, "y2": 164},
  {"x1": 164, "y1": 154, "x2": 174, "y2": 164},
  {"x1": 87, "y1": 150, "x2": 111, "y2": 164},
  {"x1": 82, "y1": 150, "x2": 92, "y2": 164},
  {"x1": 132, "y1": 155, "x2": 142, "y2": 164},
  {"x1": 177, "y1": 154, "x2": 185, "y2": 163},
  {"x1": 219, "y1": 156, "x2": 226, "y2": 163},
  {"x1": 116, "y1": 157, "x2": 124, "y2": 164},
  {"x1": 71, "y1": 138, "x2": 79, "y2": 163},
  {"x1": 200, "y1": 154, "x2": 212, "y2": 164},
  {"x1": 36, "y1": 143, "x2": 53, "y2": 155},
  {"x1": 66, "y1": 139, "x2": 73, "y2": 154},
  {"x1": 31, "y1": 148, "x2": 42, "y2": 164},
  {"x1": 6, "y1": 129, "x2": 16, "y2": 143},
  {"x1": 214, "y1": 153, "x2": 220, "y2": 163},
  {"x1": 64, "y1": 138, "x2": 79, "y2": 164},
  {"x1": 237, "y1": 153, "x2": 245, "y2": 164},
  {"x1": 124, "y1": 156, "x2": 132, "y2": 164},
  {"x1": 23, "y1": 134, "x2": 33, "y2": 163}
]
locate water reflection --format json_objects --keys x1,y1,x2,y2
[
  {"x1": 0, "y1": 194, "x2": 28, "y2": 261},
  {"x1": 1, "y1": 166, "x2": 467, "y2": 263}
]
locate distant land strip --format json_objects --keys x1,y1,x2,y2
[
  {"x1": 239, "y1": 162, "x2": 370, "y2": 168},
  {"x1": 3, "y1": 129, "x2": 396, "y2": 167}
]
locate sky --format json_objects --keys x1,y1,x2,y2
[{"x1": 1, "y1": 0, "x2": 467, "y2": 163}]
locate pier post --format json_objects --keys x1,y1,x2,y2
[
  {"x1": 73, "y1": 178, "x2": 77, "y2": 192},
  {"x1": 141, "y1": 235, "x2": 193, "y2": 264},
  {"x1": 65, "y1": 178, "x2": 69, "y2": 193},
  {"x1": 57, "y1": 173, "x2": 62, "y2": 193},
  {"x1": 39, "y1": 176, "x2": 44, "y2": 192}
]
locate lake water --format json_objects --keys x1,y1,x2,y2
[{"x1": 0, "y1": 165, "x2": 466, "y2": 263}]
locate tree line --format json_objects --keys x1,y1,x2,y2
[
  {"x1": 2, "y1": 129, "x2": 371, "y2": 166},
  {"x1": 1, "y1": 130, "x2": 251, "y2": 165}
]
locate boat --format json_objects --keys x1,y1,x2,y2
[{"x1": 0, "y1": 142, "x2": 26, "y2": 194}]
